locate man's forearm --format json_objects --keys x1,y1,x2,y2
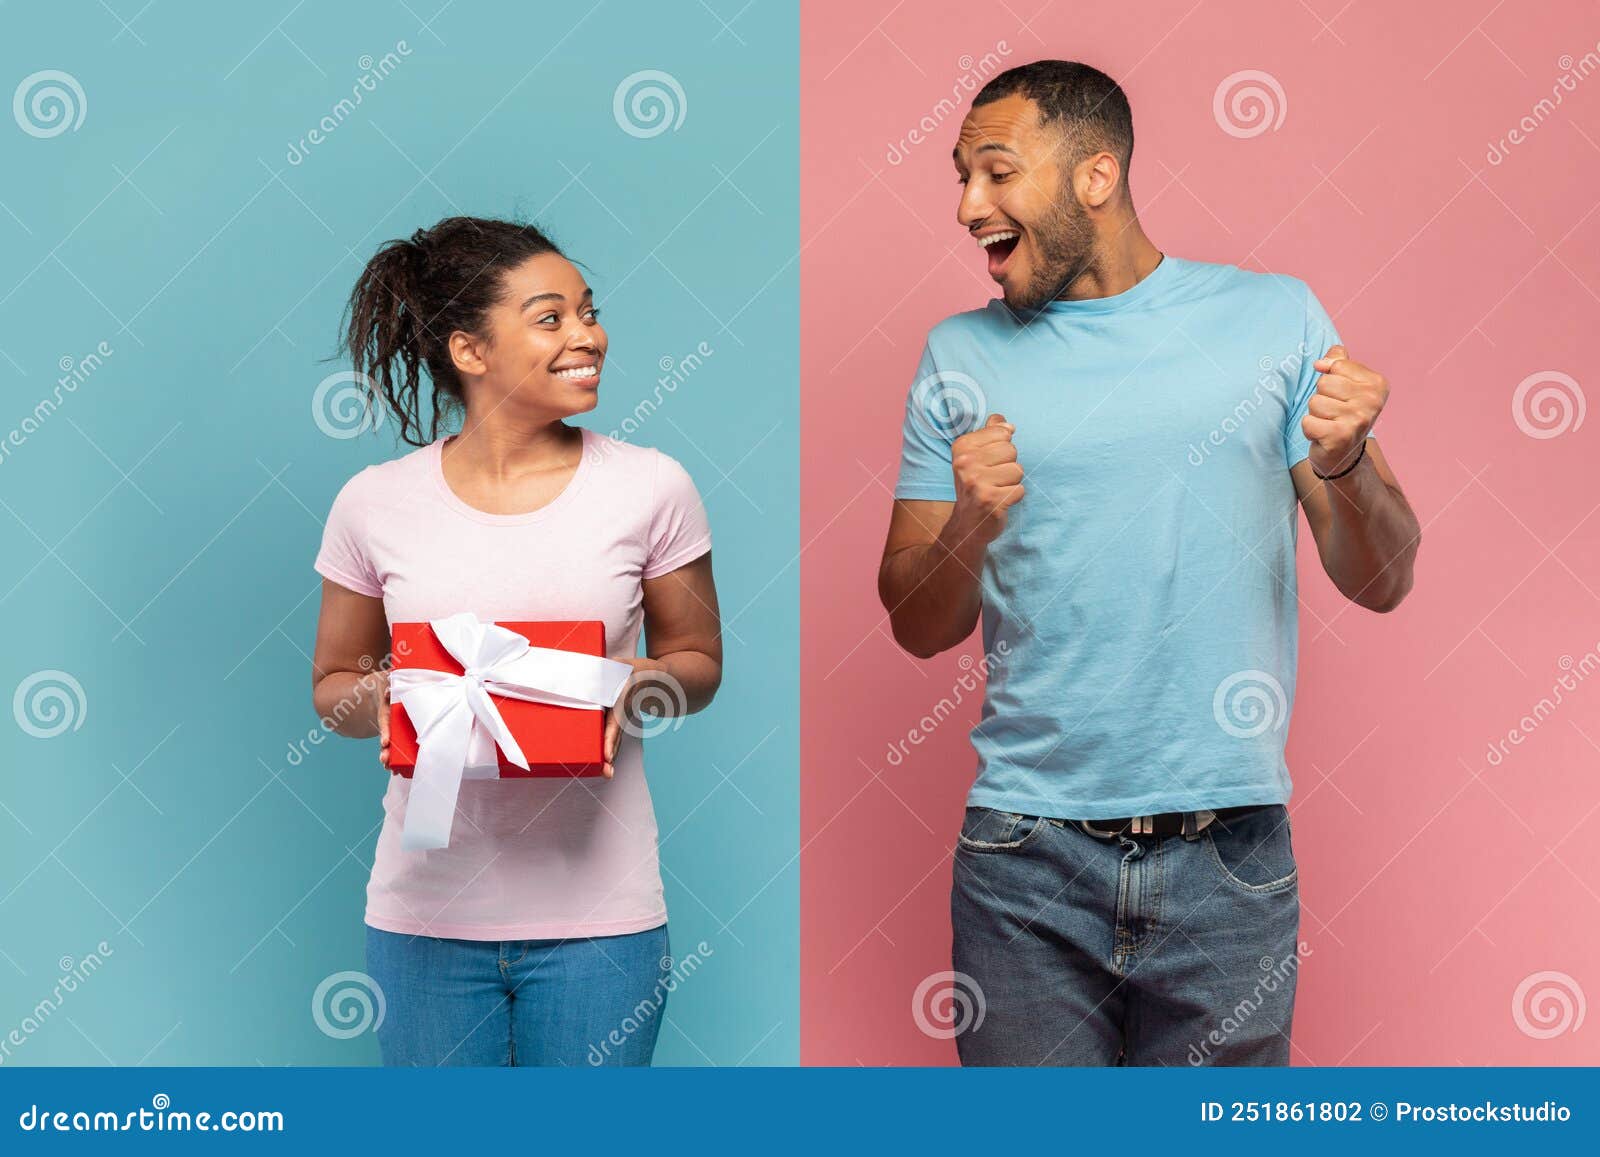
[
  {"x1": 1315, "y1": 456, "x2": 1420, "y2": 612},
  {"x1": 880, "y1": 519, "x2": 989, "y2": 658}
]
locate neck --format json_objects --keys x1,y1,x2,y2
[
  {"x1": 1057, "y1": 215, "x2": 1163, "y2": 301},
  {"x1": 446, "y1": 410, "x2": 578, "y2": 479}
]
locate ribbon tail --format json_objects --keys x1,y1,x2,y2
[
  {"x1": 461, "y1": 723, "x2": 500, "y2": 779},
  {"x1": 465, "y1": 682, "x2": 530, "y2": 771},
  {"x1": 401, "y1": 700, "x2": 475, "y2": 851}
]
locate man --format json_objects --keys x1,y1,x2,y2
[{"x1": 879, "y1": 60, "x2": 1419, "y2": 1066}]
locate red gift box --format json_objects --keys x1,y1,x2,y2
[{"x1": 388, "y1": 620, "x2": 610, "y2": 778}]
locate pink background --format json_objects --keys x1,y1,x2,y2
[{"x1": 801, "y1": 0, "x2": 1600, "y2": 1065}]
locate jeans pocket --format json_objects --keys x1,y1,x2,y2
[
  {"x1": 1203, "y1": 805, "x2": 1297, "y2": 894},
  {"x1": 956, "y1": 806, "x2": 1045, "y2": 854}
]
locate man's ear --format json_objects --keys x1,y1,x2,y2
[
  {"x1": 449, "y1": 330, "x2": 487, "y2": 377},
  {"x1": 1076, "y1": 151, "x2": 1123, "y2": 210}
]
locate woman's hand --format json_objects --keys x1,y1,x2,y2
[
  {"x1": 375, "y1": 669, "x2": 391, "y2": 769},
  {"x1": 601, "y1": 658, "x2": 664, "y2": 778}
]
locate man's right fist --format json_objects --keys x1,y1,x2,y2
[{"x1": 948, "y1": 412, "x2": 1024, "y2": 545}]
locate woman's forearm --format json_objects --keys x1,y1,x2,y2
[
  {"x1": 635, "y1": 650, "x2": 721, "y2": 717},
  {"x1": 312, "y1": 669, "x2": 386, "y2": 738}
]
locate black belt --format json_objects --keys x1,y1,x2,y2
[{"x1": 1078, "y1": 805, "x2": 1263, "y2": 839}]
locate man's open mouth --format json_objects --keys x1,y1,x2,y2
[{"x1": 977, "y1": 230, "x2": 1021, "y2": 278}]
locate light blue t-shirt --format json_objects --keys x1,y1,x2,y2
[{"x1": 895, "y1": 255, "x2": 1342, "y2": 818}]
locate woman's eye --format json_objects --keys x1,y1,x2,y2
[
  {"x1": 535, "y1": 313, "x2": 558, "y2": 325},
  {"x1": 992, "y1": 170, "x2": 1014, "y2": 182},
  {"x1": 585, "y1": 308, "x2": 601, "y2": 322}
]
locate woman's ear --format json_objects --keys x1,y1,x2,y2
[{"x1": 448, "y1": 330, "x2": 487, "y2": 378}]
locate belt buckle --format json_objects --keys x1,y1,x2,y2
[
  {"x1": 1133, "y1": 811, "x2": 1219, "y2": 838},
  {"x1": 1079, "y1": 818, "x2": 1123, "y2": 838},
  {"x1": 1080, "y1": 811, "x2": 1218, "y2": 839}
]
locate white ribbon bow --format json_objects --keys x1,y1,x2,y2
[{"x1": 388, "y1": 612, "x2": 633, "y2": 851}]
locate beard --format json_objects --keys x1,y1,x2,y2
[{"x1": 1005, "y1": 195, "x2": 1098, "y2": 312}]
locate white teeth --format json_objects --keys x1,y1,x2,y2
[
  {"x1": 977, "y1": 231, "x2": 1020, "y2": 248},
  {"x1": 555, "y1": 365, "x2": 598, "y2": 379}
]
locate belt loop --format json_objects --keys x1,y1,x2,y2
[{"x1": 1181, "y1": 809, "x2": 1217, "y2": 841}]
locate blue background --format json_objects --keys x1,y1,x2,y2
[
  {"x1": 0, "y1": 0, "x2": 797, "y2": 1066},
  {"x1": 2, "y1": 1066, "x2": 1593, "y2": 1149}
]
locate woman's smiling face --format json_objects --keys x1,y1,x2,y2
[{"x1": 453, "y1": 251, "x2": 608, "y2": 418}]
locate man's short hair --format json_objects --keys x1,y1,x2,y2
[{"x1": 973, "y1": 60, "x2": 1134, "y2": 175}]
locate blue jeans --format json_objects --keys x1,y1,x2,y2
[
  {"x1": 951, "y1": 804, "x2": 1300, "y2": 1066},
  {"x1": 364, "y1": 923, "x2": 670, "y2": 1066}
]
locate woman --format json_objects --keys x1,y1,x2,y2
[{"x1": 310, "y1": 216, "x2": 722, "y2": 1066}]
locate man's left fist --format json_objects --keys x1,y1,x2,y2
[{"x1": 1301, "y1": 344, "x2": 1387, "y2": 477}]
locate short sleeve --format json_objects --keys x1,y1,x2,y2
[
  {"x1": 643, "y1": 451, "x2": 712, "y2": 579},
  {"x1": 314, "y1": 472, "x2": 383, "y2": 597},
  {"x1": 893, "y1": 342, "x2": 962, "y2": 501},
  {"x1": 1283, "y1": 282, "x2": 1343, "y2": 469}
]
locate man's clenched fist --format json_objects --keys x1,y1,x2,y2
[
  {"x1": 948, "y1": 412, "x2": 1024, "y2": 545},
  {"x1": 1302, "y1": 344, "x2": 1387, "y2": 478}
]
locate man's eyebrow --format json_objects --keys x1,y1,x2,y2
[{"x1": 952, "y1": 141, "x2": 1019, "y2": 163}]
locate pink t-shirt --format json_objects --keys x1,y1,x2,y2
[{"x1": 314, "y1": 428, "x2": 711, "y2": 940}]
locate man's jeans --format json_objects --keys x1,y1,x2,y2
[{"x1": 951, "y1": 804, "x2": 1301, "y2": 1066}]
